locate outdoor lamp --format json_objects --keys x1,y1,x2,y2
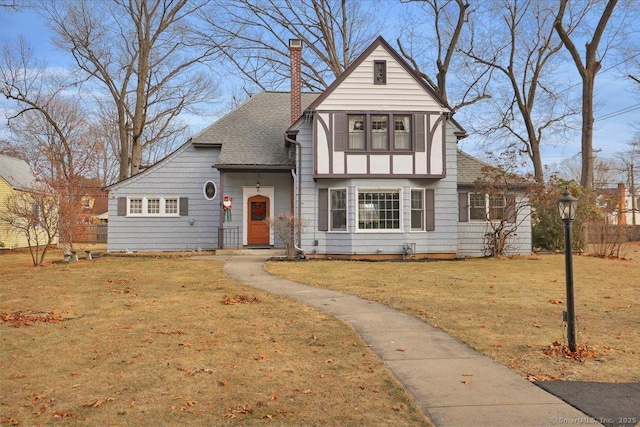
[
  {"x1": 557, "y1": 188, "x2": 578, "y2": 352},
  {"x1": 558, "y1": 189, "x2": 578, "y2": 221}
]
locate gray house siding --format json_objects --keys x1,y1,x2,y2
[
  {"x1": 457, "y1": 198, "x2": 532, "y2": 257},
  {"x1": 107, "y1": 144, "x2": 221, "y2": 252},
  {"x1": 296, "y1": 116, "x2": 460, "y2": 256}
]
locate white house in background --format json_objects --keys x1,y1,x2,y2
[{"x1": 106, "y1": 36, "x2": 532, "y2": 258}]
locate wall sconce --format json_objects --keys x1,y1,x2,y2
[{"x1": 256, "y1": 173, "x2": 260, "y2": 192}]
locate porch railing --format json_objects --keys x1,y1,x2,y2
[{"x1": 217, "y1": 226, "x2": 240, "y2": 249}]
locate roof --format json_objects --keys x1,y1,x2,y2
[
  {"x1": 191, "y1": 91, "x2": 320, "y2": 168},
  {"x1": 0, "y1": 154, "x2": 37, "y2": 191},
  {"x1": 457, "y1": 150, "x2": 492, "y2": 186},
  {"x1": 457, "y1": 150, "x2": 530, "y2": 189}
]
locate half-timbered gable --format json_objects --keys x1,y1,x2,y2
[{"x1": 304, "y1": 37, "x2": 450, "y2": 179}]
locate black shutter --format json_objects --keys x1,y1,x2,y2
[
  {"x1": 334, "y1": 113, "x2": 345, "y2": 151},
  {"x1": 458, "y1": 192, "x2": 469, "y2": 222},
  {"x1": 179, "y1": 197, "x2": 188, "y2": 216},
  {"x1": 426, "y1": 189, "x2": 435, "y2": 231},
  {"x1": 318, "y1": 189, "x2": 328, "y2": 231},
  {"x1": 117, "y1": 197, "x2": 126, "y2": 216}
]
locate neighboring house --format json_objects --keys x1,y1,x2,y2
[
  {"x1": 107, "y1": 36, "x2": 532, "y2": 258},
  {"x1": 596, "y1": 182, "x2": 640, "y2": 226},
  {"x1": 74, "y1": 178, "x2": 109, "y2": 243},
  {"x1": 0, "y1": 154, "x2": 59, "y2": 249}
]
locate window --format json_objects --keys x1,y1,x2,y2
[
  {"x1": 147, "y1": 198, "x2": 160, "y2": 214},
  {"x1": 330, "y1": 189, "x2": 347, "y2": 231},
  {"x1": 394, "y1": 115, "x2": 411, "y2": 149},
  {"x1": 371, "y1": 115, "x2": 388, "y2": 149},
  {"x1": 203, "y1": 181, "x2": 217, "y2": 200},
  {"x1": 129, "y1": 198, "x2": 143, "y2": 215},
  {"x1": 165, "y1": 198, "x2": 178, "y2": 215},
  {"x1": 468, "y1": 193, "x2": 511, "y2": 222},
  {"x1": 344, "y1": 113, "x2": 412, "y2": 151},
  {"x1": 374, "y1": 60, "x2": 386, "y2": 84},
  {"x1": 358, "y1": 190, "x2": 400, "y2": 230},
  {"x1": 127, "y1": 197, "x2": 180, "y2": 217},
  {"x1": 348, "y1": 115, "x2": 365, "y2": 149},
  {"x1": 411, "y1": 190, "x2": 424, "y2": 231},
  {"x1": 469, "y1": 194, "x2": 486, "y2": 220},
  {"x1": 489, "y1": 195, "x2": 505, "y2": 221}
]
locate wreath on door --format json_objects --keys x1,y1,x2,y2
[{"x1": 252, "y1": 203, "x2": 266, "y2": 217}]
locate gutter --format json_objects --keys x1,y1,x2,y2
[{"x1": 284, "y1": 134, "x2": 305, "y2": 257}]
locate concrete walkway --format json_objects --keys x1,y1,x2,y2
[{"x1": 220, "y1": 255, "x2": 597, "y2": 427}]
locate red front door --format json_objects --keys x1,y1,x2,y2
[{"x1": 247, "y1": 195, "x2": 269, "y2": 245}]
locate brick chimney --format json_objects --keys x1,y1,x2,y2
[
  {"x1": 618, "y1": 182, "x2": 627, "y2": 225},
  {"x1": 289, "y1": 39, "x2": 302, "y2": 125}
]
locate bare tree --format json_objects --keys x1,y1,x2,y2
[
  {"x1": 396, "y1": 0, "x2": 490, "y2": 111},
  {"x1": 554, "y1": 0, "x2": 619, "y2": 190},
  {"x1": 197, "y1": 0, "x2": 383, "y2": 92},
  {"x1": 460, "y1": 0, "x2": 578, "y2": 184},
  {"x1": 472, "y1": 150, "x2": 533, "y2": 257},
  {"x1": 42, "y1": 0, "x2": 220, "y2": 180}
]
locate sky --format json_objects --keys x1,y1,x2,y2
[{"x1": 1, "y1": 5, "x2": 639, "y2": 173}]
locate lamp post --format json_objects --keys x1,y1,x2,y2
[{"x1": 558, "y1": 189, "x2": 578, "y2": 352}]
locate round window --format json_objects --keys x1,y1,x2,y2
[{"x1": 203, "y1": 181, "x2": 217, "y2": 200}]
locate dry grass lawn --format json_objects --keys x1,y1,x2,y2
[
  {"x1": 266, "y1": 242, "x2": 640, "y2": 383},
  {"x1": 0, "y1": 250, "x2": 431, "y2": 426}
]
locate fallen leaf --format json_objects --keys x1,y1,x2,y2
[
  {"x1": 219, "y1": 378, "x2": 228, "y2": 386},
  {"x1": 396, "y1": 347, "x2": 407, "y2": 352},
  {"x1": 462, "y1": 380, "x2": 472, "y2": 385},
  {"x1": 548, "y1": 298, "x2": 563, "y2": 305}
]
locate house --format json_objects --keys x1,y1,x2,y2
[
  {"x1": 74, "y1": 178, "x2": 109, "y2": 243},
  {"x1": 596, "y1": 182, "x2": 640, "y2": 226},
  {"x1": 107, "y1": 37, "x2": 531, "y2": 258},
  {"x1": 0, "y1": 154, "x2": 59, "y2": 249}
]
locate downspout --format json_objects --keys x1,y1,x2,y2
[{"x1": 285, "y1": 135, "x2": 304, "y2": 257}]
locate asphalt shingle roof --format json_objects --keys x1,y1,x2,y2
[
  {"x1": 0, "y1": 154, "x2": 37, "y2": 191},
  {"x1": 191, "y1": 91, "x2": 319, "y2": 168},
  {"x1": 457, "y1": 150, "x2": 492, "y2": 186}
]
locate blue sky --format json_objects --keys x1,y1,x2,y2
[{"x1": 1, "y1": 6, "x2": 639, "y2": 170}]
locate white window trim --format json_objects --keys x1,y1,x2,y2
[
  {"x1": 328, "y1": 187, "x2": 349, "y2": 233},
  {"x1": 355, "y1": 188, "x2": 403, "y2": 233},
  {"x1": 126, "y1": 197, "x2": 180, "y2": 217},
  {"x1": 410, "y1": 188, "x2": 427, "y2": 232}
]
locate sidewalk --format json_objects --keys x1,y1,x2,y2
[{"x1": 219, "y1": 254, "x2": 598, "y2": 427}]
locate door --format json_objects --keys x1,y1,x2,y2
[{"x1": 247, "y1": 195, "x2": 270, "y2": 245}]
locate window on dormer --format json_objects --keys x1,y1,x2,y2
[
  {"x1": 348, "y1": 115, "x2": 365, "y2": 149},
  {"x1": 394, "y1": 115, "x2": 411, "y2": 149},
  {"x1": 344, "y1": 113, "x2": 413, "y2": 151},
  {"x1": 371, "y1": 115, "x2": 388, "y2": 149},
  {"x1": 374, "y1": 60, "x2": 386, "y2": 84}
]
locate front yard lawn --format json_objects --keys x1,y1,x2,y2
[
  {"x1": 266, "y1": 243, "x2": 640, "y2": 383},
  {"x1": 0, "y1": 252, "x2": 431, "y2": 426}
]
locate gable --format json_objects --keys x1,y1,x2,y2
[
  {"x1": 306, "y1": 37, "x2": 450, "y2": 114},
  {"x1": 315, "y1": 45, "x2": 447, "y2": 112}
]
